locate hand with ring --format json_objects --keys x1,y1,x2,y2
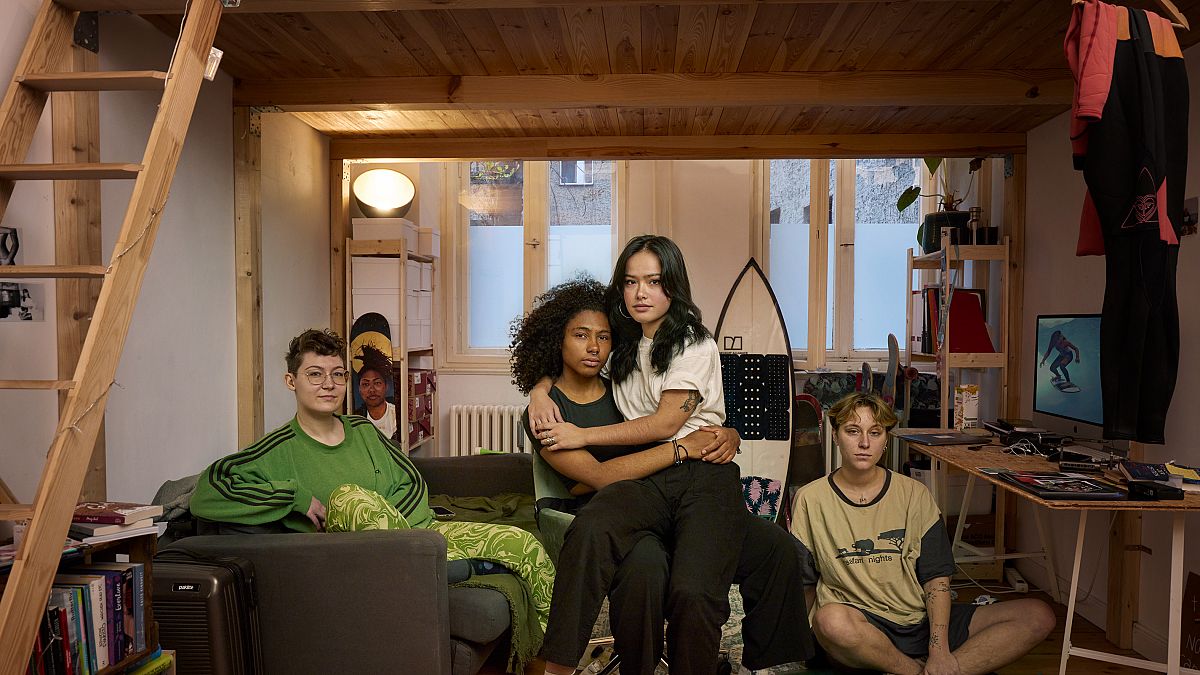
[{"x1": 538, "y1": 422, "x2": 586, "y2": 451}]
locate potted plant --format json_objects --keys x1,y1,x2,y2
[{"x1": 897, "y1": 158, "x2": 984, "y2": 254}]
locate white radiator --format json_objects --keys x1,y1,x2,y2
[{"x1": 448, "y1": 405, "x2": 527, "y2": 456}]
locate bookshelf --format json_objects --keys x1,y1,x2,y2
[
  {"x1": 1, "y1": 531, "x2": 160, "y2": 674},
  {"x1": 905, "y1": 233, "x2": 1012, "y2": 427},
  {"x1": 344, "y1": 236, "x2": 438, "y2": 453}
]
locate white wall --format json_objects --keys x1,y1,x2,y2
[
  {"x1": 1018, "y1": 46, "x2": 1200, "y2": 660},
  {"x1": 260, "y1": 114, "x2": 330, "y2": 428},
  {"x1": 434, "y1": 159, "x2": 756, "y2": 455}
]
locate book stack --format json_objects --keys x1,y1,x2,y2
[
  {"x1": 28, "y1": 561, "x2": 150, "y2": 674},
  {"x1": 1118, "y1": 460, "x2": 1172, "y2": 483},
  {"x1": 1166, "y1": 462, "x2": 1200, "y2": 493},
  {"x1": 70, "y1": 502, "x2": 163, "y2": 546}
]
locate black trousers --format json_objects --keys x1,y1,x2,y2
[{"x1": 541, "y1": 461, "x2": 814, "y2": 673}]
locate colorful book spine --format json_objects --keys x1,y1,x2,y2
[{"x1": 53, "y1": 576, "x2": 108, "y2": 671}]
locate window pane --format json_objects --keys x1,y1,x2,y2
[
  {"x1": 768, "y1": 160, "x2": 811, "y2": 350},
  {"x1": 852, "y1": 158, "x2": 920, "y2": 350},
  {"x1": 465, "y1": 161, "x2": 524, "y2": 349},
  {"x1": 549, "y1": 160, "x2": 614, "y2": 287},
  {"x1": 827, "y1": 164, "x2": 836, "y2": 351}
]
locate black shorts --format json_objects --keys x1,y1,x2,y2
[{"x1": 856, "y1": 604, "x2": 978, "y2": 657}]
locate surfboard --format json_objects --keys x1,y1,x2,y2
[{"x1": 714, "y1": 258, "x2": 794, "y2": 493}]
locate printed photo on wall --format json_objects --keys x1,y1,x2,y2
[
  {"x1": 0, "y1": 226, "x2": 20, "y2": 265},
  {"x1": 0, "y1": 282, "x2": 45, "y2": 321}
]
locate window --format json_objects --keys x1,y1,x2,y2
[
  {"x1": 765, "y1": 158, "x2": 921, "y2": 367},
  {"x1": 443, "y1": 160, "x2": 620, "y2": 370},
  {"x1": 557, "y1": 160, "x2": 594, "y2": 186}
]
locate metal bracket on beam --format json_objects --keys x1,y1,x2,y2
[{"x1": 74, "y1": 12, "x2": 99, "y2": 54}]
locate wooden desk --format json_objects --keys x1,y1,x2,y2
[{"x1": 910, "y1": 442, "x2": 1200, "y2": 675}]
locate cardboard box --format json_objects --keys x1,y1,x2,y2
[
  {"x1": 410, "y1": 369, "x2": 431, "y2": 395},
  {"x1": 352, "y1": 258, "x2": 401, "y2": 290},
  {"x1": 406, "y1": 260, "x2": 421, "y2": 291},
  {"x1": 418, "y1": 227, "x2": 440, "y2": 258}
]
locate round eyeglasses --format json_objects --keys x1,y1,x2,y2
[{"x1": 303, "y1": 369, "x2": 349, "y2": 386}]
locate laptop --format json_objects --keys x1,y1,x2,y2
[{"x1": 895, "y1": 430, "x2": 990, "y2": 446}]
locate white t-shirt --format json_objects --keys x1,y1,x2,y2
[
  {"x1": 612, "y1": 335, "x2": 725, "y2": 439},
  {"x1": 366, "y1": 400, "x2": 397, "y2": 439}
]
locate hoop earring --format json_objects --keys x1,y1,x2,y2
[{"x1": 618, "y1": 304, "x2": 632, "y2": 319}]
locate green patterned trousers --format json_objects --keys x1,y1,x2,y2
[{"x1": 325, "y1": 483, "x2": 554, "y2": 631}]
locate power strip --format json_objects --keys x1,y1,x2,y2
[{"x1": 1005, "y1": 567, "x2": 1029, "y2": 593}]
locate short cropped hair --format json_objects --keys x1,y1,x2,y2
[
  {"x1": 828, "y1": 392, "x2": 898, "y2": 431},
  {"x1": 285, "y1": 329, "x2": 346, "y2": 373}
]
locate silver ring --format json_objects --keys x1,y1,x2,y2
[{"x1": 546, "y1": 436, "x2": 555, "y2": 444}]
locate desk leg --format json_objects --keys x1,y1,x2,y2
[
  {"x1": 952, "y1": 474, "x2": 975, "y2": 552},
  {"x1": 1059, "y1": 511, "x2": 1087, "y2": 675},
  {"x1": 930, "y1": 459, "x2": 943, "y2": 518},
  {"x1": 1168, "y1": 512, "x2": 1185, "y2": 675},
  {"x1": 1035, "y1": 507, "x2": 1063, "y2": 604}
]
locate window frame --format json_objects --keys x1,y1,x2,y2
[
  {"x1": 439, "y1": 160, "x2": 625, "y2": 374},
  {"x1": 754, "y1": 158, "x2": 930, "y2": 371},
  {"x1": 557, "y1": 160, "x2": 594, "y2": 186}
]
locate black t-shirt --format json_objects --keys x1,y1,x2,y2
[{"x1": 522, "y1": 378, "x2": 650, "y2": 492}]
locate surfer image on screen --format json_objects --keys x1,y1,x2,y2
[
  {"x1": 524, "y1": 236, "x2": 813, "y2": 674},
  {"x1": 1040, "y1": 330, "x2": 1081, "y2": 391}
]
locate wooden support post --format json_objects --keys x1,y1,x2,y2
[
  {"x1": 1107, "y1": 441, "x2": 1144, "y2": 649},
  {"x1": 1002, "y1": 154, "x2": 1026, "y2": 417},
  {"x1": 52, "y1": 40, "x2": 105, "y2": 501},
  {"x1": 233, "y1": 106, "x2": 264, "y2": 446},
  {"x1": 330, "y1": 159, "x2": 349, "y2": 336},
  {"x1": 0, "y1": 477, "x2": 16, "y2": 505}
]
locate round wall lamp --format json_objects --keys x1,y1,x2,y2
[{"x1": 353, "y1": 168, "x2": 416, "y2": 218}]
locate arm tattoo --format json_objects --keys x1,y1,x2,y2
[
  {"x1": 680, "y1": 391, "x2": 703, "y2": 413},
  {"x1": 928, "y1": 624, "x2": 947, "y2": 648}
]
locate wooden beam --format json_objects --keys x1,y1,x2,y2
[
  {"x1": 63, "y1": 0, "x2": 1009, "y2": 13},
  {"x1": 20, "y1": 70, "x2": 167, "y2": 91},
  {"x1": 0, "y1": 265, "x2": 105, "y2": 278},
  {"x1": 1003, "y1": 154, "x2": 1025, "y2": 417},
  {"x1": 0, "y1": 1, "x2": 224, "y2": 671},
  {"x1": 331, "y1": 133, "x2": 1026, "y2": 161},
  {"x1": 0, "y1": 381, "x2": 76, "y2": 390},
  {"x1": 233, "y1": 107, "x2": 264, "y2": 446},
  {"x1": 235, "y1": 71, "x2": 1072, "y2": 112},
  {"x1": 52, "y1": 41, "x2": 105, "y2": 503},
  {"x1": 1107, "y1": 442, "x2": 1145, "y2": 650},
  {"x1": 0, "y1": 478, "x2": 16, "y2": 505},
  {"x1": 330, "y1": 160, "x2": 349, "y2": 339}
]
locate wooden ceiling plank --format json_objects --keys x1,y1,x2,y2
[
  {"x1": 237, "y1": 13, "x2": 342, "y2": 77},
  {"x1": 641, "y1": 5, "x2": 679, "y2": 74},
  {"x1": 674, "y1": 5, "x2": 717, "y2": 73},
  {"x1": 783, "y1": 3, "x2": 850, "y2": 71},
  {"x1": 267, "y1": 13, "x2": 369, "y2": 76},
  {"x1": 805, "y1": 3, "x2": 876, "y2": 71},
  {"x1": 713, "y1": 106, "x2": 749, "y2": 135},
  {"x1": 452, "y1": 9, "x2": 523, "y2": 75},
  {"x1": 643, "y1": 107, "x2": 670, "y2": 135},
  {"x1": 512, "y1": 108, "x2": 550, "y2": 135},
  {"x1": 690, "y1": 106, "x2": 721, "y2": 135},
  {"x1": 524, "y1": 8, "x2": 577, "y2": 74},
  {"x1": 704, "y1": 4, "x2": 754, "y2": 73},
  {"x1": 769, "y1": 3, "x2": 836, "y2": 71},
  {"x1": 909, "y1": 2, "x2": 1008, "y2": 71},
  {"x1": 417, "y1": 10, "x2": 492, "y2": 75},
  {"x1": 603, "y1": 6, "x2": 642, "y2": 74},
  {"x1": 64, "y1": 0, "x2": 1014, "y2": 11},
  {"x1": 234, "y1": 70, "x2": 1073, "y2": 110},
  {"x1": 561, "y1": 7, "x2": 611, "y2": 75},
  {"x1": 735, "y1": 4, "x2": 796, "y2": 72},
  {"x1": 586, "y1": 107, "x2": 621, "y2": 136},
  {"x1": 966, "y1": 0, "x2": 1060, "y2": 69},
  {"x1": 373, "y1": 11, "x2": 457, "y2": 75},
  {"x1": 668, "y1": 107, "x2": 691, "y2": 135},
  {"x1": 340, "y1": 12, "x2": 427, "y2": 76},
  {"x1": 742, "y1": 105, "x2": 784, "y2": 135},
  {"x1": 329, "y1": 133, "x2": 1027, "y2": 160},
  {"x1": 840, "y1": 3, "x2": 917, "y2": 72},
  {"x1": 987, "y1": 2, "x2": 1078, "y2": 70},
  {"x1": 615, "y1": 107, "x2": 644, "y2": 136},
  {"x1": 491, "y1": 9, "x2": 555, "y2": 74}
]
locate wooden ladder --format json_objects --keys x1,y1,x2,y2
[{"x1": 0, "y1": 1, "x2": 223, "y2": 672}]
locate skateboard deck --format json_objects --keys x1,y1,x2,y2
[
  {"x1": 714, "y1": 259, "x2": 794, "y2": 490},
  {"x1": 349, "y1": 312, "x2": 395, "y2": 418}
]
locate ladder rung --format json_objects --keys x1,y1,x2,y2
[
  {"x1": 0, "y1": 163, "x2": 142, "y2": 180},
  {"x1": 18, "y1": 70, "x2": 168, "y2": 91},
  {"x1": 0, "y1": 505, "x2": 35, "y2": 521},
  {"x1": 0, "y1": 380, "x2": 76, "y2": 390},
  {"x1": 0, "y1": 265, "x2": 106, "y2": 278}
]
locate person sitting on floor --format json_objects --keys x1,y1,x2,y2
[
  {"x1": 189, "y1": 328, "x2": 556, "y2": 655},
  {"x1": 513, "y1": 273, "x2": 813, "y2": 675},
  {"x1": 790, "y1": 391, "x2": 1055, "y2": 675}
]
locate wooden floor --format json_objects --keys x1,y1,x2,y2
[{"x1": 496, "y1": 592, "x2": 1155, "y2": 675}]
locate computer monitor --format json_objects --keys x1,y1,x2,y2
[{"x1": 1032, "y1": 314, "x2": 1105, "y2": 440}]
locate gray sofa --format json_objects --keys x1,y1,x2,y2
[{"x1": 164, "y1": 452, "x2": 535, "y2": 675}]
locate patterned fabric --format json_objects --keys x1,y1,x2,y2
[
  {"x1": 325, "y1": 483, "x2": 410, "y2": 532},
  {"x1": 802, "y1": 372, "x2": 941, "y2": 411},
  {"x1": 326, "y1": 484, "x2": 554, "y2": 634},
  {"x1": 741, "y1": 476, "x2": 782, "y2": 520}
]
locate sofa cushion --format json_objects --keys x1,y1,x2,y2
[{"x1": 449, "y1": 586, "x2": 512, "y2": 643}]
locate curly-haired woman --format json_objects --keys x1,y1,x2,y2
[{"x1": 515, "y1": 240, "x2": 812, "y2": 674}]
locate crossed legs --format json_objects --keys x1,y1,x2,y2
[{"x1": 812, "y1": 598, "x2": 1055, "y2": 675}]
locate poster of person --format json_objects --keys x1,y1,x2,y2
[{"x1": 0, "y1": 282, "x2": 45, "y2": 321}]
